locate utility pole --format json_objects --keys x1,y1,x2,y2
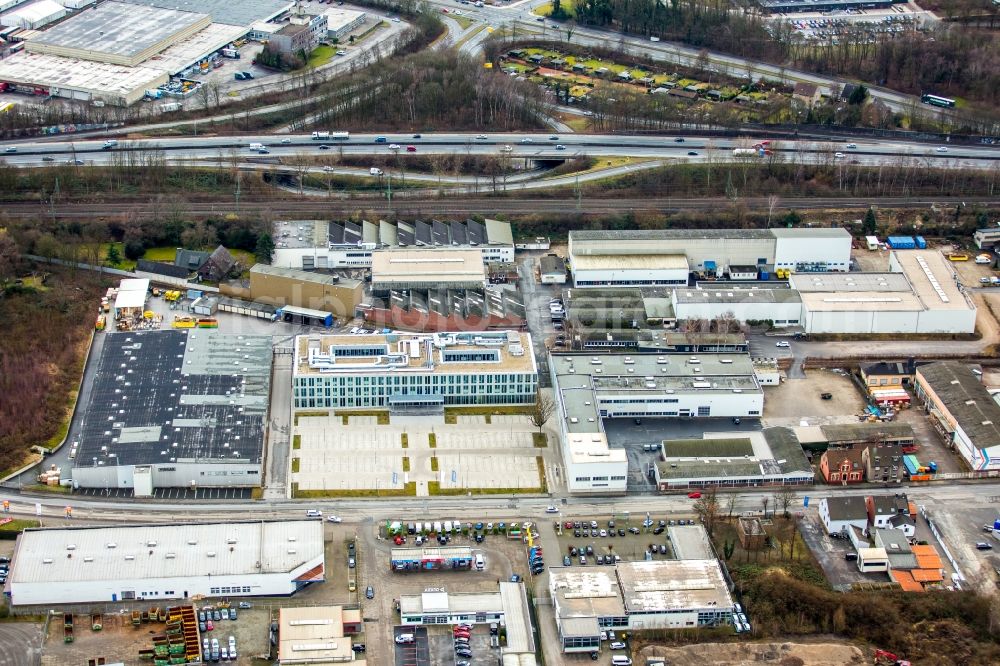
[
  {"x1": 386, "y1": 171, "x2": 392, "y2": 216},
  {"x1": 234, "y1": 174, "x2": 241, "y2": 216}
]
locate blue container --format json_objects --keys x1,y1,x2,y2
[
  {"x1": 887, "y1": 236, "x2": 916, "y2": 249},
  {"x1": 915, "y1": 236, "x2": 927, "y2": 249},
  {"x1": 759, "y1": 270, "x2": 769, "y2": 281}
]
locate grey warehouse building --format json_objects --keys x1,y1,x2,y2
[{"x1": 72, "y1": 330, "x2": 272, "y2": 495}]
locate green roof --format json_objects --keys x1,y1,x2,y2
[{"x1": 662, "y1": 437, "x2": 754, "y2": 458}]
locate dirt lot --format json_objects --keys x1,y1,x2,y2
[
  {"x1": 762, "y1": 370, "x2": 865, "y2": 420},
  {"x1": 852, "y1": 248, "x2": 890, "y2": 272},
  {"x1": 40, "y1": 605, "x2": 270, "y2": 666},
  {"x1": 894, "y1": 408, "x2": 966, "y2": 474},
  {"x1": 0, "y1": 623, "x2": 43, "y2": 666},
  {"x1": 638, "y1": 640, "x2": 865, "y2": 665}
]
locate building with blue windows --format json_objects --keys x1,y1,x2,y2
[{"x1": 292, "y1": 331, "x2": 538, "y2": 412}]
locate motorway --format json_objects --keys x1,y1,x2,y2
[{"x1": 2, "y1": 132, "x2": 999, "y2": 170}]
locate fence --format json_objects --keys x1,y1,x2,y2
[{"x1": 919, "y1": 505, "x2": 965, "y2": 584}]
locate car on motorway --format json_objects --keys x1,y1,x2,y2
[
  {"x1": 549, "y1": 135, "x2": 559, "y2": 140},
  {"x1": 936, "y1": 146, "x2": 948, "y2": 152},
  {"x1": 501, "y1": 145, "x2": 513, "y2": 152},
  {"x1": 42, "y1": 156, "x2": 55, "y2": 161},
  {"x1": 475, "y1": 134, "x2": 488, "y2": 140},
  {"x1": 3, "y1": 146, "x2": 16, "y2": 153},
  {"x1": 318, "y1": 144, "x2": 331, "y2": 150},
  {"x1": 521, "y1": 137, "x2": 533, "y2": 143},
  {"x1": 556, "y1": 145, "x2": 566, "y2": 150},
  {"x1": 674, "y1": 137, "x2": 685, "y2": 142},
  {"x1": 834, "y1": 152, "x2": 845, "y2": 158},
  {"x1": 546, "y1": 506, "x2": 558, "y2": 513},
  {"x1": 688, "y1": 491, "x2": 702, "y2": 499},
  {"x1": 306, "y1": 509, "x2": 322, "y2": 517},
  {"x1": 846, "y1": 143, "x2": 857, "y2": 149},
  {"x1": 775, "y1": 341, "x2": 790, "y2": 348},
  {"x1": 412, "y1": 134, "x2": 421, "y2": 139},
  {"x1": 280, "y1": 138, "x2": 291, "y2": 144},
  {"x1": 327, "y1": 515, "x2": 342, "y2": 522},
  {"x1": 388, "y1": 143, "x2": 401, "y2": 150},
  {"x1": 687, "y1": 151, "x2": 698, "y2": 156},
  {"x1": 406, "y1": 145, "x2": 417, "y2": 152}
]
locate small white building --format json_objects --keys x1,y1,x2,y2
[
  {"x1": 818, "y1": 496, "x2": 869, "y2": 536},
  {"x1": 7, "y1": 520, "x2": 325, "y2": 607},
  {"x1": 321, "y1": 7, "x2": 366, "y2": 40},
  {"x1": 1, "y1": 0, "x2": 66, "y2": 30},
  {"x1": 671, "y1": 287, "x2": 802, "y2": 327},
  {"x1": 539, "y1": 255, "x2": 567, "y2": 284}
]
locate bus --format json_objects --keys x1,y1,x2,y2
[{"x1": 921, "y1": 94, "x2": 956, "y2": 108}]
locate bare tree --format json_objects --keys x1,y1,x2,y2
[
  {"x1": 766, "y1": 194, "x2": 780, "y2": 228},
  {"x1": 693, "y1": 487, "x2": 721, "y2": 538},
  {"x1": 529, "y1": 389, "x2": 556, "y2": 431},
  {"x1": 760, "y1": 496, "x2": 770, "y2": 519},
  {"x1": 775, "y1": 485, "x2": 797, "y2": 518},
  {"x1": 726, "y1": 492, "x2": 739, "y2": 521}
]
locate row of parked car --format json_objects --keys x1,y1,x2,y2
[
  {"x1": 200, "y1": 635, "x2": 236, "y2": 662},
  {"x1": 198, "y1": 606, "x2": 239, "y2": 633}
]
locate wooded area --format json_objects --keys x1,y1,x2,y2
[{"x1": 0, "y1": 267, "x2": 107, "y2": 473}]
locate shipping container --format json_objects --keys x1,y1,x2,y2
[
  {"x1": 887, "y1": 236, "x2": 916, "y2": 250},
  {"x1": 915, "y1": 236, "x2": 927, "y2": 249}
]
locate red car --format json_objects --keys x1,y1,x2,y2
[
  {"x1": 687, "y1": 491, "x2": 702, "y2": 499},
  {"x1": 406, "y1": 145, "x2": 417, "y2": 152},
  {"x1": 563, "y1": 521, "x2": 573, "y2": 529},
  {"x1": 393, "y1": 535, "x2": 405, "y2": 545}
]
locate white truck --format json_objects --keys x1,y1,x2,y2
[
  {"x1": 160, "y1": 102, "x2": 181, "y2": 113},
  {"x1": 312, "y1": 131, "x2": 330, "y2": 140},
  {"x1": 249, "y1": 142, "x2": 265, "y2": 152},
  {"x1": 369, "y1": 167, "x2": 384, "y2": 176}
]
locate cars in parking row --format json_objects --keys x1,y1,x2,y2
[
  {"x1": 197, "y1": 607, "x2": 237, "y2": 633},
  {"x1": 201, "y1": 635, "x2": 237, "y2": 662}
]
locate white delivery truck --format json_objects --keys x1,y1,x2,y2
[
  {"x1": 369, "y1": 167, "x2": 384, "y2": 176},
  {"x1": 312, "y1": 131, "x2": 330, "y2": 140},
  {"x1": 249, "y1": 142, "x2": 265, "y2": 151}
]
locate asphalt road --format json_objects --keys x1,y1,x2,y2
[{"x1": 3, "y1": 133, "x2": 996, "y2": 167}]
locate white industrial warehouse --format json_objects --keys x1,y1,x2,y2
[
  {"x1": 6, "y1": 520, "x2": 325, "y2": 607},
  {"x1": 567, "y1": 227, "x2": 852, "y2": 287},
  {"x1": 550, "y1": 351, "x2": 764, "y2": 494},
  {"x1": 0, "y1": 0, "x2": 293, "y2": 104},
  {"x1": 271, "y1": 218, "x2": 515, "y2": 270}
]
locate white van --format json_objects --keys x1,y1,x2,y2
[
  {"x1": 612, "y1": 657, "x2": 633, "y2": 666},
  {"x1": 305, "y1": 509, "x2": 322, "y2": 517},
  {"x1": 474, "y1": 553, "x2": 485, "y2": 571},
  {"x1": 444, "y1": 521, "x2": 453, "y2": 533},
  {"x1": 433, "y1": 521, "x2": 442, "y2": 534},
  {"x1": 395, "y1": 633, "x2": 414, "y2": 644}
]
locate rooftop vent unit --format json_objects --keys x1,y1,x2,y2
[{"x1": 106, "y1": 543, "x2": 117, "y2": 549}]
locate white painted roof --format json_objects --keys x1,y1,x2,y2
[{"x1": 11, "y1": 520, "x2": 322, "y2": 583}]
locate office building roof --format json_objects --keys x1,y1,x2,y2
[
  {"x1": 571, "y1": 229, "x2": 774, "y2": 242},
  {"x1": 673, "y1": 288, "x2": 801, "y2": 304},
  {"x1": 549, "y1": 567, "x2": 626, "y2": 619},
  {"x1": 28, "y1": 2, "x2": 209, "y2": 62},
  {"x1": 249, "y1": 263, "x2": 362, "y2": 289},
  {"x1": 769, "y1": 227, "x2": 850, "y2": 238},
  {"x1": 668, "y1": 525, "x2": 716, "y2": 560},
  {"x1": 11, "y1": 519, "x2": 322, "y2": 584},
  {"x1": 662, "y1": 437, "x2": 754, "y2": 458},
  {"x1": 917, "y1": 361, "x2": 1000, "y2": 453},
  {"x1": 571, "y1": 253, "x2": 689, "y2": 271},
  {"x1": 892, "y1": 250, "x2": 970, "y2": 311},
  {"x1": 820, "y1": 422, "x2": 914, "y2": 443},
  {"x1": 823, "y1": 495, "x2": 868, "y2": 522},
  {"x1": 790, "y1": 272, "x2": 910, "y2": 292},
  {"x1": 371, "y1": 249, "x2": 486, "y2": 286},
  {"x1": 862, "y1": 361, "x2": 916, "y2": 377},
  {"x1": 616, "y1": 560, "x2": 733, "y2": 613},
  {"x1": 74, "y1": 330, "x2": 271, "y2": 469},
  {"x1": 655, "y1": 427, "x2": 810, "y2": 481},
  {"x1": 399, "y1": 590, "x2": 502, "y2": 616},
  {"x1": 277, "y1": 606, "x2": 353, "y2": 664},
  {"x1": 120, "y1": 0, "x2": 293, "y2": 27},
  {"x1": 295, "y1": 330, "x2": 536, "y2": 376},
  {"x1": 539, "y1": 255, "x2": 567, "y2": 275}
]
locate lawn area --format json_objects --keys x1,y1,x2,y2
[
  {"x1": 293, "y1": 483, "x2": 416, "y2": 498},
  {"x1": 450, "y1": 13, "x2": 475, "y2": 30},
  {"x1": 307, "y1": 45, "x2": 335, "y2": 68},
  {"x1": 533, "y1": 0, "x2": 576, "y2": 16},
  {"x1": 142, "y1": 246, "x2": 177, "y2": 262},
  {"x1": 0, "y1": 519, "x2": 41, "y2": 538}
]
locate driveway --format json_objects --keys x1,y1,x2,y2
[{"x1": 0, "y1": 623, "x2": 42, "y2": 666}]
